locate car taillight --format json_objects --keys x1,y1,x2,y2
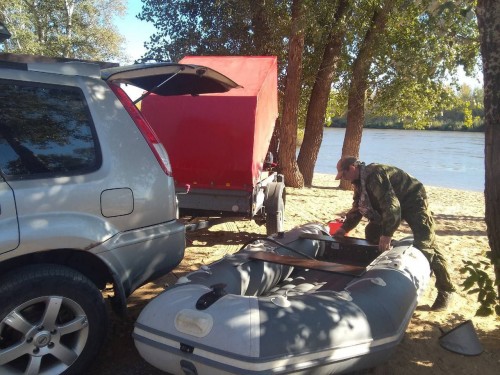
[{"x1": 109, "y1": 83, "x2": 172, "y2": 176}]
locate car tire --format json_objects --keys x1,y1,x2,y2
[
  {"x1": 265, "y1": 182, "x2": 286, "y2": 235},
  {"x1": 0, "y1": 264, "x2": 108, "y2": 375},
  {"x1": 266, "y1": 209, "x2": 284, "y2": 236}
]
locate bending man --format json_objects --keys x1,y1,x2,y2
[{"x1": 333, "y1": 156, "x2": 455, "y2": 311}]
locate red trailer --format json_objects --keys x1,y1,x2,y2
[{"x1": 141, "y1": 56, "x2": 285, "y2": 234}]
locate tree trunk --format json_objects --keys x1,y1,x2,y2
[
  {"x1": 277, "y1": 0, "x2": 305, "y2": 188},
  {"x1": 297, "y1": 0, "x2": 349, "y2": 187},
  {"x1": 339, "y1": 76, "x2": 366, "y2": 190},
  {"x1": 249, "y1": 0, "x2": 273, "y2": 55},
  {"x1": 339, "y1": 0, "x2": 395, "y2": 190},
  {"x1": 477, "y1": 0, "x2": 500, "y2": 296},
  {"x1": 63, "y1": 0, "x2": 76, "y2": 58}
]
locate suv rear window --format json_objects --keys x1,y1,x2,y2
[{"x1": 0, "y1": 80, "x2": 101, "y2": 178}]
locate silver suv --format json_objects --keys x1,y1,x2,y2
[{"x1": 0, "y1": 54, "x2": 238, "y2": 374}]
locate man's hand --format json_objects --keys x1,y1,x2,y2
[
  {"x1": 333, "y1": 228, "x2": 346, "y2": 238},
  {"x1": 378, "y1": 235, "x2": 392, "y2": 252}
]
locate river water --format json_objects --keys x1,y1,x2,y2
[{"x1": 313, "y1": 128, "x2": 485, "y2": 192}]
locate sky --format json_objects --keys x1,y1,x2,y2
[
  {"x1": 115, "y1": 1, "x2": 483, "y2": 88},
  {"x1": 114, "y1": 1, "x2": 155, "y2": 64},
  {"x1": 455, "y1": 66, "x2": 483, "y2": 89}
]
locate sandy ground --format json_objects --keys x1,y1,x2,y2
[{"x1": 88, "y1": 173, "x2": 499, "y2": 375}]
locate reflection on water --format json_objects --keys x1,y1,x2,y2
[{"x1": 312, "y1": 128, "x2": 484, "y2": 192}]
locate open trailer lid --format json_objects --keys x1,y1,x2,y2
[{"x1": 101, "y1": 62, "x2": 241, "y2": 96}]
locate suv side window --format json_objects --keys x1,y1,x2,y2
[{"x1": 0, "y1": 80, "x2": 101, "y2": 179}]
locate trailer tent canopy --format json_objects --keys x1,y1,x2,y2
[{"x1": 142, "y1": 56, "x2": 278, "y2": 192}]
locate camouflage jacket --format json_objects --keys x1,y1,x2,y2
[{"x1": 342, "y1": 163, "x2": 427, "y2": 237}]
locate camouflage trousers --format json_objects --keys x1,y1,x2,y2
[{"x1": 365, "y1": 196, "x2": 455, "y2": 293}]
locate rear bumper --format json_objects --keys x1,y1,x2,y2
[{"x1": 96, "y1": 220, "x2": 186, "y2": 296}]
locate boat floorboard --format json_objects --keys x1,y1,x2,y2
[
  {"x1": 248, "y1": 251, "x2": 366, "y2": 276},
  {"x1": 299, "y1": 233, "x2": 378, "y2": 248}
]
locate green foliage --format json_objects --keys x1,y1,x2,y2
[
  {"x1": 0, "y1": 0, "x2": 125, "y2": 61},
  {"x1": 463, "y1": 101, "x2": 473, "y2": 128},
  {"x1": 328, "y1": 82, "x2": 484, "y2": 131},
  {"x1": 137, "y1": 1, "x2": 283, "y2": 62},
  {"x1": 326, "y1": 90, "x2": 348, "y2": 125},
  {"x1": 365, "y1": 0, "x2": 480, "y2": 127},
  {"x1": 460, "y1": 259, "x2": 500, "y2": 317}
]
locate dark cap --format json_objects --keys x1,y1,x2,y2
[{"x1": 335, "y1": 156, "x2": 359, "y2": 180}]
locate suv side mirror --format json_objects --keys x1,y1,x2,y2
[{"x1": 0, "y1": 22, "x2": 11, "y2": 42}]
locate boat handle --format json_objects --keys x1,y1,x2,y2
[{"x1": 196, "y1": 283, "x2": 227, "y2": 310}]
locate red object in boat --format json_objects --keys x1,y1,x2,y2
[{"x1": 328, "y1": 219, "x2": 346, "y2": 235}]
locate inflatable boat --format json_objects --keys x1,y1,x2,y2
[{"x1": 133, "y1": 223, "x2": 430, "y2": 374}]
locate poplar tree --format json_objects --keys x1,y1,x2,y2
[{"x1": 0, "y1": 0, "x2": 125, "y2": 61}]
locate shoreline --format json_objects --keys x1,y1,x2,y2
[{"x1": 320, "y1": 172, "x2": 485, "y2": 193}]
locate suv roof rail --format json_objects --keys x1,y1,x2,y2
[{"x1": 0, "y1": 53, "x2": 119, "y2": 69}]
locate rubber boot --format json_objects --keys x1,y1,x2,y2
[{"x1": 431, "y1": 291, "x2": 454, "y2": 311}]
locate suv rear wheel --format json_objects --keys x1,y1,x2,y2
[{"x1": 0, "y1": 265, "x2": 108, "y2": 375}]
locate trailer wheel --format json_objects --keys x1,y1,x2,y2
[{"x1": 264, "y1": 182, "x2": 286, "y2": 235}]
